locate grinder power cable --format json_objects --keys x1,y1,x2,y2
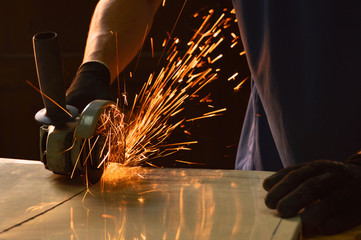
[{"x1": 33, "y1": 32, "x2": 116, "y2": 183}]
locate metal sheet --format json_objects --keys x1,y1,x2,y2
[{"x1": 0, "y1": 158, "x2": 301, "y2": 239}]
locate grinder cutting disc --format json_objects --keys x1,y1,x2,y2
[
  {"x1": 73, "y1": 100, "x2": 116, "y2": 184},
  {"x1": 83, "y1": 135, "x2": 107, "y2": 184}
]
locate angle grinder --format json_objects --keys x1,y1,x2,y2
[{"x1": 32, "y1": 31, "x2": 115, "y2": 183}]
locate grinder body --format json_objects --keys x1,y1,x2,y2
[
  {"x1": 38, "y1": 100, "x2": 114, "y2": 182},
  {"x1": 33, "y1": 32, "x2": 114, "y2": 183}
]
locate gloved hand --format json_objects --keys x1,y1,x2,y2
[
  {"x1": 263, "y1": 154, "x2": 361, "y2": 236},
  {"x1": 66, "y1": 61, "x2": 113, "y2": 112}
]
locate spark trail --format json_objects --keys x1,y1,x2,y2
[{"x1": 85, "y1": 9, "x2": 244, "y2": 181}]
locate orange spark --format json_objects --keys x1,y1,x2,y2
[
  {"x1": 234, "y1": 76, "x2": 249, "y2": 92},
  {"x1": 138, "y1": 189, "x2": 163, "y2": 195},
  {"x1": 175, "y1": 160, "x2": 206, "y2": 165},
  {"x1": 26, "y1": 80, "x2": 73, "y2": 118},
  {"x1": 115, "y1": 32, "x2": 121, "y2": 97},
  {"x1": 228, "y1": 72, "x2": 239, "y2": 81},
  {"x1": 203, "y1": 108, "x2": 227, "y2": 116},
  {"x1": 102, "y1": 214, "x2": 116, "y2": 219},
  {"x1": 186, "y1": 114, "x2": 220, "y2": 122},
  {"x1": 150, "y1": 37, "x2": 154, "y2": 58},
  {"x1": 210, "y1": 54, "x2": 223, "y2": 63},
  {"x1": 184, "y1": 130, "x2": 191, "y2": 135},
  {"x1": 133, "y1": 25, "x2": 150, "y2": 74},
  {"x1": 70, "y1": 207, "x2": 74, "y2": 229},
  {"x1": 200, "y1": 94, "x2": 213, "y2": 103},
  {"x1": 213, "y1": 29, "x2": 222, "y2": 37},
  {"x1": 162, "y1": 38, "x2": 167, "y2": 47}
]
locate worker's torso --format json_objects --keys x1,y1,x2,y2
[{"x1": 233, "y1": 0, "x2": 361, "y2": 170}]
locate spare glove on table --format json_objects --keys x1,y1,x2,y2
[{"x1": 263, "y1": 154, "x2": 361, "y2": 236}]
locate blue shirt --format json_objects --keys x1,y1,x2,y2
[{"x1": 232, "y1": 0, "x2": 361, "y2": 171}]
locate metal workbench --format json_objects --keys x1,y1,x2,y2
[{"x1": 0, "y1": 158, "x2": 301, "y2": 239}]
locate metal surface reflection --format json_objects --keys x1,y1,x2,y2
[{"x1": 0, "y1": 159, "x2": 300, "y2": 240}]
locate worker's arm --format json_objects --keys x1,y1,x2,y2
[
  {"x1": 263, "y1": 154, "x2": 361, "y2": 236},
  {"x1": 83, "y1": 0, "x2": 161, "y2": 82},
  {"x1": 66, "y1": 0, "x2": 161, "y2": 111}
]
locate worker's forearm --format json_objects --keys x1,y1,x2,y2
[{"x1": 83, "y1": 0, "x2": 161, "y2": 82}]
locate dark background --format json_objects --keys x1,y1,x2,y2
[{"x1": 0, "y1": 0, "x2": 250, "y2": 169}]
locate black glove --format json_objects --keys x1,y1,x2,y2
[
  {"x1": 263, "y1": 154, "x2": 361, "y2": 236},
  {"x1": 66, "y1": 61, "x2": 113, "y2": 112}
]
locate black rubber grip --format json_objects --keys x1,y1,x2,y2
[{"x1": 33, "y1": 32, "x2": 69, "y2": 123}]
